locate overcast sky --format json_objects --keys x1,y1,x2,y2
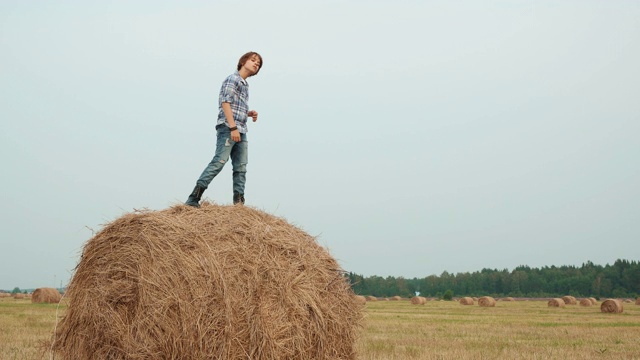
[{"x1": 1, "y1": 1, "x2": 639, "y2": 290}]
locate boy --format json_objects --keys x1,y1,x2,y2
[{"x1": 185, "y1": 51, "x2": 263, "y2": 207}]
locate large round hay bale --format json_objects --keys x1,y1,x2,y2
[
  {"x1": 459, "y1": 297, "x2": 474, "y2": 305},
  {"x1": 410, "y1": 296, "x2": 427, "y2": 305},
  {"x1": 478, "y1": 296, "x2": 496, "y2": 307},
  {"x1": 355, "y1": 295, "x2": 367, "y2": 305},
  {"x1": 548, "y1": 298, "x2": 565, "y2": 307},
  {"x1": 31, "y1": 288, "x2": 62, "y2": 304},
  {"x1": 51, "y1": 203, "x2": 363, "y2": 359},
  {"x1": 502, "y1": 297, "x2": 515, "y2": 302},
  {"x1": 601, "y1": 299, "x2": 624, "y2": 313},
  {"x1": 579, "y1": 298, "x2": 592, "y2": 307},
  {"x1": 366, "y1": 296, "x2": 377, "y2": 301},
  {"x1": 561, "y1": 295, "x2": 577, "y2": 305},
  {"x1": 589, "y1": 297, "x2": 597, "y2": 305},
  {"x1": 390, "y1": 296, "x2": 402, "y2": 301},
  {"x1": 13, "y1": 293, "x2": 25, "y2": 299},
  {"x1": 636, "y1": 297, "x2": 640, "y2": 305}
]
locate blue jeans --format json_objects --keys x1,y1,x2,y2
[{"x1": 196, "y1": 126, "x2": 248, "y2": 194}]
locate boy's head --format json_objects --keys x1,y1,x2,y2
[{"x1": 237, "y1": 51, "x2": 263, "y2": 76}]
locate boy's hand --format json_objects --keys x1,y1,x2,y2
[
  {"x1": 248, "y1": 110, "x2": 258, "y2": 122},
  {"x1": 231, "y1": 130, "x2": 241, "y2": 142}
]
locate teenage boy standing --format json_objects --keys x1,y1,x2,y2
[{"x1": 185, "y1": 51, "x2": 263, "y2": 207}]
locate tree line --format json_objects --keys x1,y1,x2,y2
[{"x1": 348, "y1": 259, "x2": 640, "y2": 299}]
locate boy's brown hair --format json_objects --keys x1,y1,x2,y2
[{"x1": 237, "y1": 51, "x2": 263, "y2": 76}]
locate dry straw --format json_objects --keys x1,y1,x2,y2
[
  {"x1": 589, "y1": 297, "x2": 597, "y2": 305},
  {"x1": 478, "y1": 296, "x2": 496, "y2": 307},
  {"x1": 548, "y1": 298, "x2": 565, "y2": 307},
  {"x1": 561, "y1": 295, "x2": 577, "y2": 305},
  {"x1": 366, "y1": 296, "x2": 377, "y2": 302},
  {"x1": 459, "y1": 297, "x2": 474, "y2": 305},
  {"x1": 600, "y1": 299, "x2": 624, "y2": 313},
  {"x1": 502, "y1": 297, "x2": 515, "y2": 302},
  {"x1": 390, "y1": 296, "x2": 402, "y2": 301},
  {"x1": 355, "y1": 295, "x2": 367, "y2": 305},
  {"x1": 31, "y1": 288, "x2": 62, "y2": 304},
  {"x1": 579, "y1": 298, "x2": 592, "y2": 307},
  {"x1": 50, "y1": 203, "x2": 363, "y2": 359},
  {"x1": 410, "y1": 296, "x2": 427, "y2": 305},
  {"x1": 636, "y1": 297, "x2": 640, "y2": 305}
]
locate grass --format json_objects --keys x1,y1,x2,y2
[{"x1": 1, "y1": 297, "x2": 639, "y2": 359}]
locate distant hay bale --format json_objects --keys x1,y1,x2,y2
[
  {"x1": 548, "y1": 298, "x2": 565, "y2": 307},
  {"x1": 459, "y1": 297, "x2": 474, "y2": 305},
  {"x1": 366, "y1": 296, "x2": 377, "y2": 302},
  {"x1": 579, "y1": 298, "x2": 592, "y2": 307},
  {"x1": 623, "y1": 299, "x2": 632, "y2": 303},
  {"x1": 390, "y1": 296, "x2": 402, "y2": 301},
  {"x1": 31, "y1": 288, "x2": 62, "y2": 304},
  {"x1": 0, "y1": 293, "x2": 10, "y2": 298},
  {"x1": 472, "y1": 297, "x2": 478, "y2": 301},
  {"x1": 589, "y1": 297, "x2": 597, "y2": 305},
  {"x1": 355, "y1": 295, "x2": 367, "y2": 305},
  {"x1": 14, "y1": 293, "x2": 25, "y2": 299},
  {"x1": 478, "y1": 296, "x2": 496, "y2": 307},
  {"x1": 502, "y1": 297, "x2": 515, "y2": 302},
  {"x1": 561, "y1": 296, "x2": 577, "y2": 305},
  {"x1": 410, "y1": 296, "x2": 427, "y2": 305},
  {"x1": 636, "y1": 298, "x2": 640, "y2": 305},
  {"x1": 600, "y1": 299, "x2": 624, "y2": 313},
  {"x1": 51, "y1": 203, "x2": 363, "y2": 359}
]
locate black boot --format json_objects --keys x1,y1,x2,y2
[
  {"x1": 186, "y1": 185, "x2": 206, "y2": 207},
  {"x1": 233, "y1": 192, "x2": 245, "y2": 205}
]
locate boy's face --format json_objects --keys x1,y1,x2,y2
[{"x1": 243, "y1": 55, "x2": 262, "y2": 75}]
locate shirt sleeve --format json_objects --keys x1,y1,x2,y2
[{"x1": 219, "y1": 76, "x2": 238, "y2": 104}]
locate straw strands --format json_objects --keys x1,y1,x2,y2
[
  {"x1": 50, "y1": 203, "x2": 363, "y2": 359},
  {"x1": 31, "y1": 288, "x2": 61, "y2": 304},
  {"x1": 478, "y1": 296, "x2": 496, "y2": 307},
  {"x1": 600, "y1": 299, "x2": 624, "y2": 313}
]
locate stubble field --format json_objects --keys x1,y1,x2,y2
[{"x1": 1, "y1": 297, "x2": 639, "y2": 359}]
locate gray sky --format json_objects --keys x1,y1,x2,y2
[{"x1": 2, "y1": 1, "x2": 639, "y2": 290}]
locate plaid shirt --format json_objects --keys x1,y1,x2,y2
[{"x1": 216, "y1": 71, "x2": 250, "y2": 133}]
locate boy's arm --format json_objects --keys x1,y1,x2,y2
[{"x1": 222, "y1": 102, "x2": 241, "y2": 142}]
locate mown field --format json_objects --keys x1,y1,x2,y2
[{"x1": 1, "y1": 297, "x2": 639, "y2": 359}]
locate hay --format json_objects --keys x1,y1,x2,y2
[
  {"x1": 459, "y1": 297, "x2": 474, "y2": 305},
  {"x1": 51, "y1": 203, "x2": 363, "y2": 359},
  {"x1": 31, "y1": 288, "x2": 62, "y2": 304},
  {"x1": 365, "y1": 296, "x2": 377, "y2": 302},
  {"x1": 589, "y1": 297, "x2": 597, "y2": 305},
  {"x1": 355, "y1": 295, "x2": 367, "y2": 305},
  {"x1": 579, "y1": 298, "x2": 592, "y2": 307},
  {"x1": 547, "y1": 298, "x2": 565, "y2": 307},
  {"x1": 600, "y1": 299, "x2": 624, "y2": 313},
  {"x1": 478, "y1": 296, "x2": 496, "y2": 307},
  {"x1": 410, "y1": 296, "x2": 427, "y2": 305},
  {"x1": 561, "y1": 295, "x2": 577, "y2": 305},
  {"x1": 502, "y1": 297, "x2": 515, "y2": 302},
  {"x1": 636, "y1": 298, "x2": 640, "y2": 305},
  {"x1": 390, "y1": 296, "x2": 402, "y2": 301}
]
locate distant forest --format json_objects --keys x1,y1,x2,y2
[{"x1": 348, "y1": 259, "x2": 640, "y2": 299}]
